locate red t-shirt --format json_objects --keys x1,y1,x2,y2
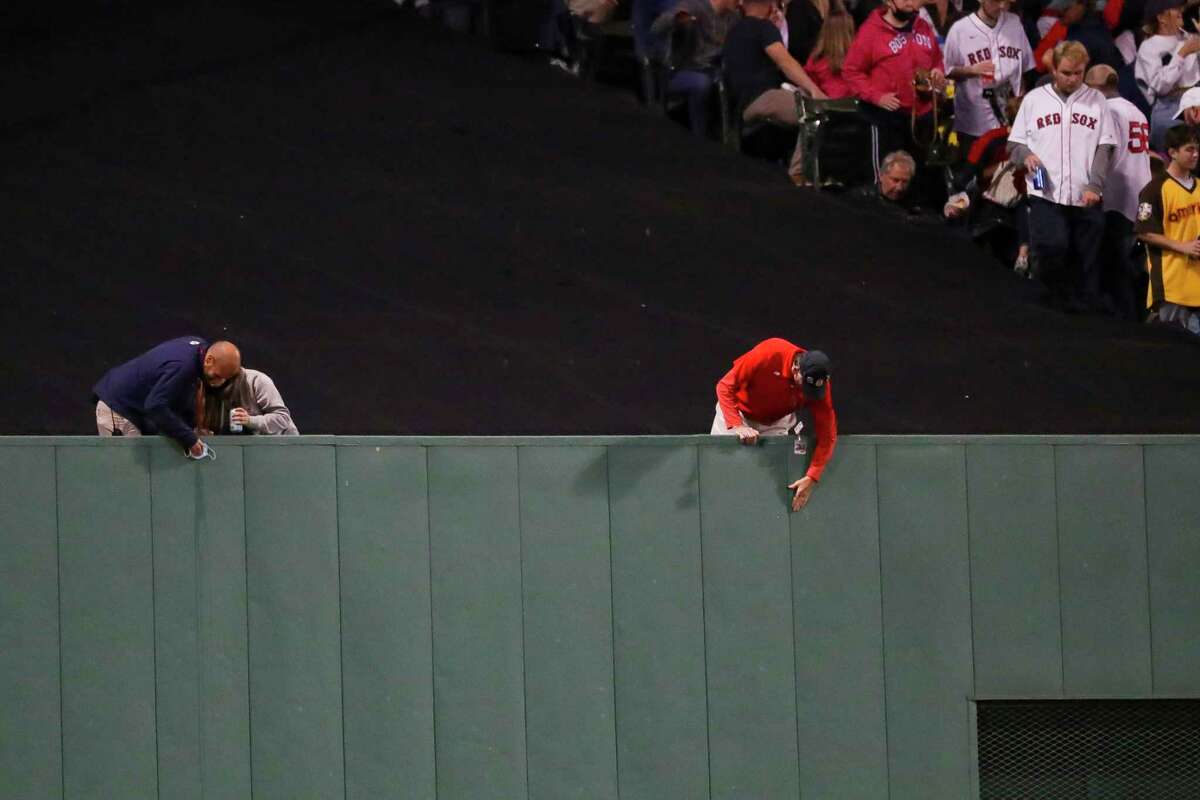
[{"x1": 715, "y1": 338, "x2": 838, "y2": 481}]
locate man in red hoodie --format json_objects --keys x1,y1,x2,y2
[
  {"x1": 843, "y1": 0, "x2": 946, "y2": 178},
  {"x1": 712, "y1": 338, "x2": 837, "y2": 511}
]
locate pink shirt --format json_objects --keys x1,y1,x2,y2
[{"x1": 804, "y1": 55, "x2": 855, "y2": 99}]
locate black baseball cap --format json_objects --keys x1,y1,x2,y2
[
  {"x1": 1144, "y1": 0, "x2": 1185, "y2": 23},
  {"x1": 797, "y1": 350, "x2": 831, "y2": 399}
]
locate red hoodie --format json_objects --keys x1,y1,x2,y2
[{"x1": 843, "y1": 8, "x2": 944, "y2": 115}]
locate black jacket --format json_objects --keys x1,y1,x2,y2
[{"x1": 93, "y1": 336, "x2": 208, "y2": 449}]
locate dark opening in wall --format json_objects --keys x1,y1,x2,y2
[{"x1": 977, "y1": 699, "x2": 1200, "y2": 799}]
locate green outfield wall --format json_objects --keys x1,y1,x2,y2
[{"x1": 2, "y1": 436, "x2": 1199, "y2": 799}]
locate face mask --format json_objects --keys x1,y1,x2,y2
[{"x1": 890, "y1": 7, "x2": 916, "y2": 21}]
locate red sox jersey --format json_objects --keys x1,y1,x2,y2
[
  {"x1": 943, "y1": 11, "x2": 1033, "y2": 135},
  {"x1": 1008, "y1": 84, "x2": 1118, "y2": 206},
  {"x1": 1103, "y1": 96, "x2": 1151, "y2": 223}
]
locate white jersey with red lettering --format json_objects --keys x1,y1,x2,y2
[
  {"x1": 1104, "y1": 96, "x2": 1152, "y2": 222},
  {"x1": 944, "y1": 11, "x2": 1033, "y2": 135},
  {"x1": 1008, "y1": 83, "x2": 1119, "y2": 206}
]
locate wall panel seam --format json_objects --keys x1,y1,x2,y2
[
  {"x1": 241, "y1": 447, "x2": 255, "y2": 798},
  {"x1": 961, "y1": 445, "x2": 978, "y2": 794},
  {"x1": 335, "y1": 447, "x2": 349, "y2": 800},
  {"x1": 516, "y1": 446, "x2": 531, "y2": 800},
  {"x1": 784, "y1": 445, "x2": 802, "y2": 800},
  {"x1": 873, "y1": 445, "x2": 891, "y2": 800},
  {"x1": 603, "y1": 447, "x2": 623, "y2": 800},
  {"x1": 425, "y1": 445, "x2": 439, "y2": 800},
  {"x1": 962, "y1": 446, "x2": 977, "y2": 700},
  {"x1": 695, "y1": 445, "x2": 713, "y2": 800},
  {"x1": 1053, "y1": 446, "x2": 1066, "y2": 697},
  {"x1": 192, "y1": 456, "x2": 207, "y2": 800},
  {"x1": 1141, "y1": 445, "x2": 1155, "y2": 696},
  {"x1": 55, "y1": 446, "x2": 66, "y2": 800},
  {"x1": 149, "y1": 450, "x2": 162, "y2": 800}
]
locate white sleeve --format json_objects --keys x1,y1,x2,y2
[
  {"x1": 1137, "y1": 40, "x2": 1188, "y2": 100},
  {"x1": 1098, "y1": 97, "x2": 1120, "y2": 148},
  {"x1": 943, "y1": 26, "x2": 964, "y2": 69},
  {"x1": 1008, "y1": 93, "x2": 1033, "y2": 147},
  {"x1": 1015, "y1": 21, "x2": 1034, "y2": 75},
  {"x1": 245, "y1": 373, "x2": 298, "y2": 435},
  {"x1": 1107, "y1": 107, "x2": 1127, "y2": 161}
]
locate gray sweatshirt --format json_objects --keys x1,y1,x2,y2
[{"x1": 238, "y1": 368, "x2": 299, "y2": 435}]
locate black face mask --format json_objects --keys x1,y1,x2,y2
[{"x1": 890, "y1": 7, "x2": 917, "y2": 21}]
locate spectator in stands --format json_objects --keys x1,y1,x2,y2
[
  {"x1": 1034, "y1": 0, "x2": 1126, "y2": 76},
  {"x1": 943, "y1": 0, "x2": 1034, "y2": 154},
  {"x1": 201, "y1": 367, "x2": 300, "y2": 436},
  {"x1": 804, "y1": 2, "x2": 857, "y2": 97},
  {"x1": 93, "y1": 338, "x2": 241, "y2": 459},
  {"x1": 1135, "y1": 0, "x2": 1200, "y2": 152},
  {"x1": 1135, "y1": 124, "x2": 1200, "y2": 334},
  {"x1": 540, "y1": 0, "x2": 619, "y2": 74},
  {"x1": 919, "y1": 0, "x2": 972, "y2": 45},
  {"x1": 1036, "y1": 0, "x2": 1084, "y2": 40},
  {"x1": 944, "y1": 95, "x2": 1031, "y2": 271},
  {"x1": 843, "y1": 0, "x2": 945, "y2": 178},
  {"x1": 877, "y1": 148, "x2": 917, "y2": 198},
  {"x1": 1172, "y1": 85, "x2": 1200, "y2": 125},
  {"x1": 635, "y1": 0, "x2": 677, "y2": 59},
  {"x1": 1008, "y1": 40, "x2": 1117, "y2": 311},
  {"x1": 722, "y1": 0, "x2": 827, "y2": 178},
  {"x1": 712, "y1": 338, "x2": 837, "y2": 510},
  {"x1": 1037, "y1": 0, "x2": 1151, "y2": 118},
  {"x1": 1087, "y1": 63, "x2": 1152, "y2": 318},
  {"x1": 786, "y1": 0, "x2": 829, "y2": 64},
  {"x1": 651, "y1": 0, "x2": 739, "y2": 135},
  {"x1": 848, "y1": 149, "x2": 926, "y2": 211}
]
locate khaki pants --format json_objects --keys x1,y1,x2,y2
[
  {"x1": 743, "y1": 88, "x2": 805, "y2": 178},
  {"x1": 568, "y1": 0, "x2": 617, "y2": 22},
  {"x1": 711, "y1": 404, "x2": 798, "y2": 436},
  {"x1": 96, "y1": 400, "x2": 141, "y2": 436}
]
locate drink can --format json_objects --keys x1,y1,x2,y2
[
  {"x1": 229, "y1": 410, "x2": 243, "y2": 433},
  {"x1": 1031, "y1": 165, "x2": 1047, "y2": 191}
]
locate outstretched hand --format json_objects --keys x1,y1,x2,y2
[{"x1": 788, "y1": 476, "x2": 815, "y2": 511}]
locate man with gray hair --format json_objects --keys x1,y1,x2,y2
[
  {"x1": 877, "y1": 150, "x2": 917, "y2": 200},
  {"x1": 847, "y1": 150, "x2": 922, "y2": 212}
]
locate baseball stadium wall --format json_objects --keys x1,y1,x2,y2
[{"x1": 2, "y1": 435, "x2": 1199, "y2": 800}]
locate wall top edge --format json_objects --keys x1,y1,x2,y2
[
  {"x1": 1, "y1": 434, "x2": 1199, "y2": 447},
  {"x1": 970, "y1": 694, "x2": 1200, "y2": 701}
]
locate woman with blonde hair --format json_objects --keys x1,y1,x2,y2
[{"x1": 804, "y1": 3, "x2": 857, "y2": 97}]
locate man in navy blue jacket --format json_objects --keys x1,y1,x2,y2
[{"x1": 93, "y1": 337, "x2": 242, "y2": 457}]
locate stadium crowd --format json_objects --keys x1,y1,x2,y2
[{"x1": 421, "y1": 0, "x2": 1200, "y2": 333}]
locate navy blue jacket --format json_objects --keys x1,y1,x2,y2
[{"x1": 93, "y1": 337, "x2": 208, "y2": 449}]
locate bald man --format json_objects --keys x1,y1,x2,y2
[{"x1": 93, "y1": 337, "x2": 241, "y2": 457}]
